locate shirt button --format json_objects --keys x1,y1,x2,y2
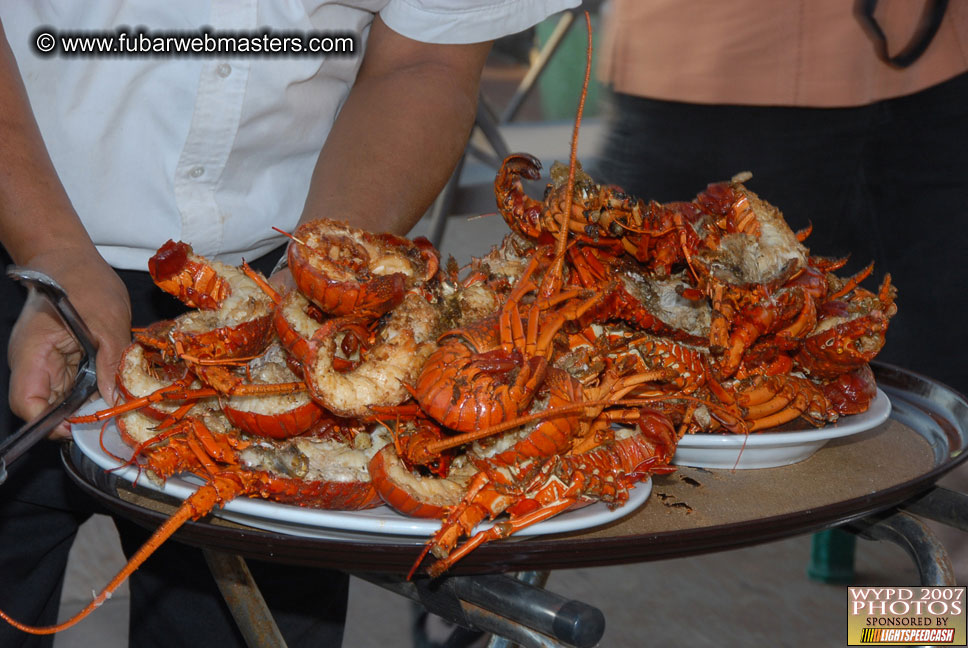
[
  {"x1": 216, "y1": 63, "x2": 232, "y2": 78},
  {"x1": 189, "y1": 166, "x2": 205, "y2": 179}
]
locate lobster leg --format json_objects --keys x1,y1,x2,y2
[
  {"x1": 531, "y1": 292, "x2": 602, "y2": 359},
  {"x1": 420, "y1": 410, "x2": 678, "y2": 578},
  {"x1": 732, "y1": 375, "x2": 830, "y2": 431},
  {"x1": 426, "y1": 495, "x2": 579, "y2": 578},
  {"x1": 747, "y1": 393, "x2": 809, "y2": 431},
  {"x1": 69, "y1": 370, "x2": 306, "y2": 426},
  {"x1": 104, "y1": 423, "x2": 189, "y2": 475},
  {"x1": 407, "y1": 471, "x2": 503, "y2": 579},
  {"x1": 828, "y1": 262, "x2": 874, "y2": 300},
  {"x1": 187, "y1": 419, "x2": 247, "y2": 464},
  {"x1": 409, "y1": 462, "x2": 581, "y2": 579},
  {"x1": 67, "y1": 380, "x2": 206, "y2": 424},
  {"x1": 240, "y1": 261, "x2": 282, "y2": 303},
  {"x1": 743, "y1": 392, "x2": 794, "y2": 420},
  {"x1": 774, "y1": 293, "x2": 817, "y2": 341}
]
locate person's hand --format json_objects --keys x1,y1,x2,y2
[{"x1": 8, "y1": 247, "x2": 131, "y2": 439}]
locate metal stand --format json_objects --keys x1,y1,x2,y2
[
  {"x1": 847, "y1": 509, "x2": 955, "y2": 586},
  {"x1": 424, "y1": 93, "x2": 511, "y2": 249},
  {"x1": 359, "y1": 571, "x2": 603, "y2": 648},
  {"x1": 200, "y1": 486, "x2": 966, "y2": 648},
  {"x1": 498, "y1": 10, "x2": 579, "y2": 125},
  {"x1": 485, "y1": 572, "x2": 551, "y2": 648},
  {"x1": 204, "y1": 559, "x2": 605, "y2": 648},
  {"x1": 204, "y1": 483, "x2": 968, "y2": 648},
  {"x1": 841, "y1": 485, "x2": 968, "y2": 587},
  {"x1": 425, "y1": 153, "x2": 468, "y2": 251},
  {"x1": 204, "y1": 554, "x2": 602, "y2": 648}
]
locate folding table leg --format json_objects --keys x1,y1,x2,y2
[{"x1": 203, "y1": 549, "x2": 289, "y2": 648}]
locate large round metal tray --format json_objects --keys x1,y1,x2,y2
[{"x1": 63, "y1": 363, "x2": 968, "y2": 575}]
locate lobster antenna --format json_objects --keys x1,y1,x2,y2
[
  {"x1": 563, "y1": 10, "x2": 594, "y2": 245},
  {"x1": 540, "y1": 10, "x2": 593, "y2": 299},
  {"x1": 242, "y1": 261, "x2": 282, "y2": 302},
  {"x1": 271, "y1": 226, "x2": 306, "y2": 247},
  {"x1": 416, "y1": 389, "x2": 750, "y2": 458},
  {"x1": 0, "y1": 482, "x2": 217, "y2": 635}
]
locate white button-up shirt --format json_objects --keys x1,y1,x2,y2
[{"x1": 4, "y1": 0, "x2": 577, "y2": 269}]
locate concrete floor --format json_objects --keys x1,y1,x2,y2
[{"x1": 52, "y1": 110, "x2": 968, "y2": 647}]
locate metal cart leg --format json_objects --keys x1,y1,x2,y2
[
  {"x1": 816, "y1": 486, "x2": 967, "y2": 587},
  {"x1": 845, "y1": 510, "x2": 956, "y2": 586},
  {"x1": 898, "y1": 486, "x2": 968, "y2": 531},
  {"x1": 358, "y1": 572, "x2": 604, "y2": 648},
  {"x1": 485, "y1": 571, "x2": 551, "y2": 648},
  {"x1": 203, "y1": 549, "x2": 288, "y2": 648}
]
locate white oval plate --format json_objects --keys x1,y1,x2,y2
[
  {"x1": 672, "y1": 388, "x2": 891, "y2": 469},
  {"x1": 71, "y1": 400, "x2": 651, "y2": 542}
]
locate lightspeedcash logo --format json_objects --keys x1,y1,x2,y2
[
  {"x1": 860, "y1": 627, "x2": 956, "y2": 643},
  {"x1": 848, "y1": 587, "x2": 966, "y2": 645}
]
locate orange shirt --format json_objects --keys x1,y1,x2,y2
[{"x1": 599, "y1": 0, "x2": 968, "y2": 107}]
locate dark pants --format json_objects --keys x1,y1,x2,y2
[
  {"x1": 597, "y1": 71, "x2": 968, "y2": 396},
  {"x1": 0, "y1": 246, "x2": 348, "y2": 647}
]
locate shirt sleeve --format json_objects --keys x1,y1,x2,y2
[{"x1": 380, "y1": 0, "x2": 581, "y2": 44}]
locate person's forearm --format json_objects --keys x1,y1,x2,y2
[
  {"x1": 302, "y1": 18, "x2": 491, "y2": 236},
  {"x1": 0, "y1": 21, "x2": 96, "y2": 265}
]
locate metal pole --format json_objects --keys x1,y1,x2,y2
[
  {"x1": 358, "y1": 572, "x2": 604, "y2": 648},
  {"x1": 203, "y1": 549, "x2": 289, "y2": 648},
  {"x1": 487, "y1": 571, "x2": 553, "y2": 648},
  {"x1": 900, "y1": 486, "x2": 968, "y2": 531},
  {"x1": 846, "y1": 510, "x2": 956, "y2": 586}
]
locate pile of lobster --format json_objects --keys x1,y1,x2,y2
[
  {"x1": 1, "y1": 21, "x2": 896, "y2": 640},
  {"x1": 15, "y1": 170, "x2": 891, "y2": 636}
]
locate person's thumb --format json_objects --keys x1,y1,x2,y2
[{"x1": 94, "y1": 335, "x2": 125, "y2": 406}]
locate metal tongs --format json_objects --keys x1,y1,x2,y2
[{"x1": 0, "y1": 267, "x2": 98, "y2": 484}]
